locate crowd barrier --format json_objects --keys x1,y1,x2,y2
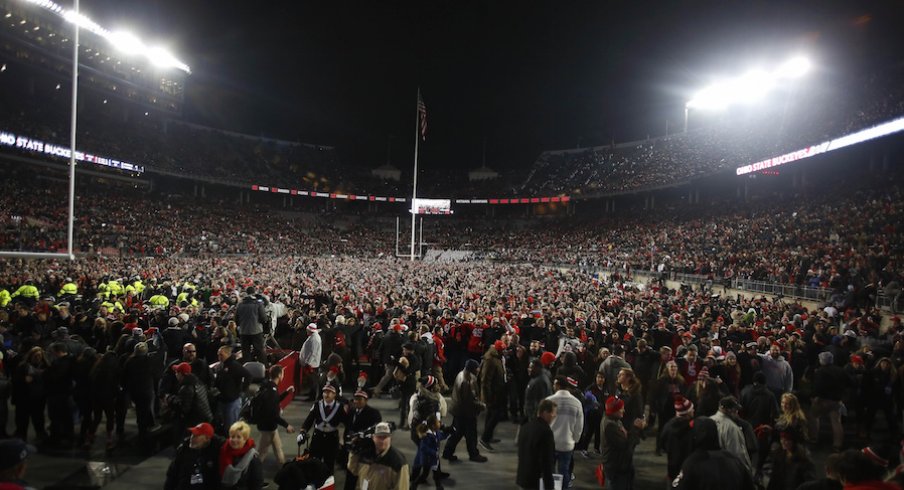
[{"x1": 271, "y1": 349, "x2": 298, "y2": 409}]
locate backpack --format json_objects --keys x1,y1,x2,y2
[
  {"x1": 412, "y1": 394, "x2": 440, "y2": 425},
  {"x1": 241, "y1": 387, "x2": 267, "y2": 424}
]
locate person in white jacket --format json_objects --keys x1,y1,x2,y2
[
  {"x1": 710, "y1": 396, "x2": 752, "y2": 475},
  {"x1": 545, "y1": 376, "x2": 584, "y2": 489},
  {"x1": 299, "y1": 323, "x2": 322, "y2": 400}
]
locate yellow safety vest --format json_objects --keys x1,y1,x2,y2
[{"x1": 10, "y1": 285, "x2": 39, "y2": 299}]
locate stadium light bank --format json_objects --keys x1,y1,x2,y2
[
  {"x1": 21, "y1": 0, "x2": 191, "y2": 73},
  {"x1": 0, "y1": 0, "x2": 189, "y2": 262},
  {"x1": 684, "y1": 56, "x2": 810, "y2": 132}
]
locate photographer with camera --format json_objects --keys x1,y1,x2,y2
[
  {"x1": 347, "y1": 422, "x2": 410, "y2": 490},
  {"x1": 341, "y1": 390, "x2": 382, "y2": 490}
]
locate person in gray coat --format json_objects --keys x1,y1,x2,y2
[{"x1": 235, "y1": 287, "x2": 268, "y2": 364}]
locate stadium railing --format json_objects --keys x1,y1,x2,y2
[{"x1": 730, "y1": 278, "x2": 832, "y2": 303}]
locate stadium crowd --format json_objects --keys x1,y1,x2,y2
[
  {"x1": 3, "y1": 166, "x2": 901, "y2": 298},
  {"x1": 0, "y1": 251, "x2": 903, "y2": 489},
  {"x1": 521, "y1": 63, "x2": 904, "y2": 196}
]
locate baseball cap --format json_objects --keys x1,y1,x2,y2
[
  {"x1": 188, "y1": 422, "x2": 214, "y2": 438},
  {"x1": 373, "y1": 422, "x2": 392, "y2": 436},
  {"x1": 0, "y1": 439, "x2": 35, "y2": 470},
  {"x1": 172, "y1": 362, "x2": 192, "y2": 375}
]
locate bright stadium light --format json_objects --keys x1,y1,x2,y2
[
  {"x1": 775, "y1": 56, "x2": 811, "y2": 79},
  {"x1": 685, "y1": 55, "x2": 811, "y2": 131},
  {"x1": 109, "y1": 30, "x2": 146, "y2": 55},
  {"x1": 19, "y1": 0, "x2": 191, "y2": 73},
  {"x1": 147, "y1": 46, "x2": 191, "y2": 73}
]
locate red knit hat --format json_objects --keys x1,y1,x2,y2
[
  {"x1": 540, "y1": 351, "x2": 556, "y2": 367},
  {"x1": 494, "y1": 340, "x2": 506, "y2": 351},
  {"x1": 674, "y1": 395, "x2": 693, "y2": 416},
  {"x1": 605, "y1": 396, "x2": 625, "y2": 416}
]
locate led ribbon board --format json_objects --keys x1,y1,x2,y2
[
  {"x1": 736, "y1": 116, "x2": 904, "y2": 176},
  {"x1": 0, "y1": 129, "x2": 144, "y2": 173}
]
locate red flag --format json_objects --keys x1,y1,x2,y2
[{"x1": 417, "y1": 90, "x2": 427, "y2": 140}]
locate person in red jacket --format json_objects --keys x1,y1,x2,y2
[{"x1": 430, "y1": 327, "x2": 449, "y2": 393}]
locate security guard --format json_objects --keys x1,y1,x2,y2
[
  {"x1": 58, "y1": 278, "x2": 78, "y2": 297},
  {"x1": 149, "y1": 294, "x2": 171, "y2": 308},
  {"x1": 0, "y1": 288, "x2": 10, "y2": 308},
  {"x1": 10, "y1": 280, "x2": 39, "y2": 306}
]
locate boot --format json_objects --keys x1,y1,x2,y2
[{"x1": 433, "y1": 472, "x2": 445, "y2": 490}]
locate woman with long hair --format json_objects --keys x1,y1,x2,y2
[
  {"x1": 652, "y1": 360, "x2": 686, "y2": 443},
  {"x1": 773, "y1": 393, "x2": 808, "y2": 448},
  {"x1": 721, "y1": 351, "x2": 743, "y2": 398},
  {"x1": 616, "y1": 367, "x2": 645, "y2": 425}
]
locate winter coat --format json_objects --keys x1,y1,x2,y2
[
  {"x1": 450, "y1": 370, "x2": 481, "y2": 419},
  {"x1": 658, "y1": 414, "x2": 694, "y2": 479},
  {"x1": 177, "y1": 374, "x2": 213, "y2": 427},
  {"x1": 164, "y1": 435, "x2": 224, "y2": 490},
  {"x1": 479, "y1": 348, "x2": 505, "y2": 406},
  {"x1": 516, "y1": 417, "x2": 556, "y2": 490},
  {"x1": 235, "y1": 296, "x2": 267, "y2": 336},
  {"x1": 214, "y1": 357, "x2": 250, "y2": 402},
  {"x1": 601, "y1": 414, "x2": 642, "y2": 474},
  {"x1": 254, "y1": 380, "x2": 291, "y2": 432}
]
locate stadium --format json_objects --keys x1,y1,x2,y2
[{"x1": 1, "y1": 1, "x2": 903, "y2": 489}]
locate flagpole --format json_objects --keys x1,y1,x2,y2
[{"x1": 410, "y1": 88, "x2": 420, "y2": 261}]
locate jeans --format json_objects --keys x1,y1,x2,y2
[
  {"x1": 555, "y1": 450, "x2": 574, "y2": 489},
  {"x1": 219, "y1": 397, "x2": 242, "y2": 432},
  {"x1": 443, "y1": 415, "x2": 480, "y2": 458}
]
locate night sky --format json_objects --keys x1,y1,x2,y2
[{"x1": 79, "y1": 0, "x2": 904, "y2": 174}]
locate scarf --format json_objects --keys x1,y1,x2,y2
[{"x1": 219, "y1": 438, "x2": 255, "y2": 478}]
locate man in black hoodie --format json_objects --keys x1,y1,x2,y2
[{"x1": 671, "y1": 417, "x2": 755, "y2": 490}]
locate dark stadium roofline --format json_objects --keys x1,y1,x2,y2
[
  {"x1": 167, "y1": 119, "x2": 333, "y2": 150},
  {"x1": 540, "y1": 129, "x2": 692, "y2": 156}
]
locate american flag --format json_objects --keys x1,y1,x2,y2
[{"x1": 417, "y1": 90, "x2": 427, "y2": 140}]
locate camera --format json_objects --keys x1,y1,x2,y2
[{"x1": 343, "y1": 421, "x2": 397, "y2": 454}]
